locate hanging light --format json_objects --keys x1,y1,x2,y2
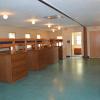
[
  {"x1": 26, "y1": 18, "x2": 39, "y2": 25},
  {"x1": 48, "y1": 24, "x2": 52, "y2": 28},
  {"x1": 3, "y1": 15, "x2": 8, "y2": 20},
  {"x1": 32, "y1": 20, "x2": 36, "y2": 24},
  {"x1": 58, "y1": 26, "x2": 61, "y2": 30},
  {"x1": 46, "y1": 23, "x2": 53, "y2": 28},
  {"x1": 52, "y1": 29, "x2": 55, "y2": 32},
  {"x1": 0, "y1": 11, "x2": 14, "y2": 20}
]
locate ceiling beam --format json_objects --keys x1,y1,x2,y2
[{"x1": 38, "y1": 0, "x2": 85, "y2": 27}]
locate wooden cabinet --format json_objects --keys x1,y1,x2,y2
[
  {"x1": 27, "y1": 47, "x2": 58, "y2": 71},
  {"x1": 74, "y1": 48, "x2": 82, "y2": 55},
  {"x1": 0, "y1": 51, "x2": 28, "y2": 83},
  {"x1": 0, "y1": 38, "x2": 63, "y2": 83},
  {"x1": 27, "y1": 50, "x2": 43, "y2": 70},
  {"x1": 58, "y1": 46, "x2": 63, "y2": 60},
  {"x1": 46, "y1": 47, "x2": 58, "y2": 64}
]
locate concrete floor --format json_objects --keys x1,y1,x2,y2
[{"x1": 0, "y1": 58, "x2": 100, "y2": 100}]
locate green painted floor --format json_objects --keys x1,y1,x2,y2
[{"x1": 0, "y1": 58, "x2": 100, "y2": 100}]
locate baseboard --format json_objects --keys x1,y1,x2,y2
[
  {"x1": 66, "y1": 56, "x2": 70, "y2": 57},
  {"x1": 82, "y1": 56, "x2": 89, "y2": 59}
]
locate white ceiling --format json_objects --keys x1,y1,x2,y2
[
  {"x1": 0, "y1": 0, "x2": 100, "y2": 30},
  {"x1": 44, "y1": 0, "x2": 100, "y2": 26}
]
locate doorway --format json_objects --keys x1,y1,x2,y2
[{"x1": 71, "y1": 32, "x2": 83, "y2": 57}]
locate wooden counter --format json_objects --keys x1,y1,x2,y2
[
  {"x1": 0, "y1": 51, "x2": 28, "y2": 83},
  {"x1": 27, "y1": 47, "x2": 58, "y2": 70},
  {"x1": 0, "y1": 38, "x2": 63, "y2": 83},
  {"x1": 46, "y1": 47, "x2": 59, "y2": 64},
  {"x1": 58, "y1": 46, "x2": 64, "y2": 60}
]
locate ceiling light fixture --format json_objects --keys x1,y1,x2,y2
[
  {"x1": 58, "y1": 26, "x2": 61, "y2": 30},
  {"x1": 32, "y1": 20, "x2": 36, "y2": 24},
  {"x1": 45, "y1": 23, "x2": 54, "y2": 28},
  {"x1": 0, "y1": 12, "x2": 14, "y2": 20},
  {"x1": 52, "y1": 29, "x2": 55, "y2": 32},
  {"x1": 26, "y1": 18, "x2": 39, "y2": 24},
  {"x1": 3, "y1": 14, "x2": 8, "y2": 20},
  {"x1": 48, "y1": 24, "x2": 52, "y2": 28}
]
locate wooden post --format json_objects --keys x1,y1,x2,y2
[{"x1": 83, "y1": 26, "x2": 88, "y2": 58}]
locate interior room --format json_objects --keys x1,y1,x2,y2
[{"x1": 0, "y1": 0, "x2": 100, "y2": 100}]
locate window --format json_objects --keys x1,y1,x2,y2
[
  {"x1": 57, "y1": 36, "x2": 63, "y2": 39},
  {"x1": 8, "y1": 33, "x2": 15, "y2": 51},
  {"x1": 25, "y1": 34, "x2": 32, "y2": 49},
  {"x1": 56, "y1": 43, "x2": 59, "y2": 46},
  {"x1": 76, "y1": 35, "x2": 81, "y2": 45},
  {"x1": 37, "y1": 34, "x2": 41, "y2": 39},
  {"x1": 9, "y1": 33, "x2": 15, "y2": 39},
  {"x1": 25, "y1": 33, "x2": 31, "y2": 39},
  {"x1": 72, "y1": 32, "x2": 82, "y2": 45},
  {"x1": 72, "y1": 35, "x2": 74, "y2": 45},
  {"x1": 38, "y1": 44, "x2": 41, "y2": 48},
  {"x1": 27, "y1": 45, "x2": 32, "y2": 49},
  {"x1": 59, "y1": 42, "x2": 62, "y2": 46}
]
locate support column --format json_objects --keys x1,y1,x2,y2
[{"x1": 83, "y1": 26, "x2": 88, "y2": 58}]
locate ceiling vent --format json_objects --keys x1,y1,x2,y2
[{"x1": 43, "y1": 15, "x2": 64, "y2": 19}]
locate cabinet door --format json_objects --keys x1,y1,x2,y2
[
  {"x1": 0, "y1": 54, "x2": 12, "y2": 82},
  {"x1": 90, "y1": 31, "x2": 100, "y2": 58},
  {"x1": 11, "y1": 52, "x2": 28, "y2": 81}
]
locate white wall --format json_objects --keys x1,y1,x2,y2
[
  {"x1": 0, "y1": 25, "x2": 84, "y2": 58},
  {"x1": 62, "y1": 27, "x2": 83, "y2": 57},
  {"x1": 0, "y1": 26, "x2": 49, "y2": 38}
]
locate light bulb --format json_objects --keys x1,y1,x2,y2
[
  {"x1": 32, "y1": 20, "x2": 35, "y2": 24},
  {"x1": 52, "y1": 29, "x2": 55, "y2": 32},
  {"x1": 58, "y1": 26, "x2": 61, "y2": 30},
  {"x1": 48, "y1": 24, "x2": 51, "y2": 28},
  {"x1": 3, "y1": 15, "x2": 8, "y2": 20}
]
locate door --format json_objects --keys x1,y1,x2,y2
[{"x1": 71, "y1": 32, "x2": 83, "y2": 57}]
